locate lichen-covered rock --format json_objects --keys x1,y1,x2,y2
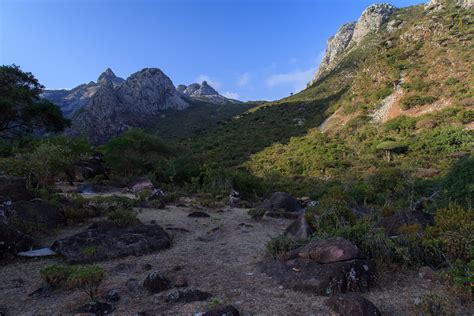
[
  {"x1": 325, "y1": 293, "x2": 381, "y2": 316},
  {"x1": 51, "y1": 222, "x2": 171, "y2": 263}
]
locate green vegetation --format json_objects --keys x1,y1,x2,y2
[
  {"x1": 106, "y1": 208, "x2": 140, "y2": 227},
  {"x1": 265, "y1": 234, "x2": 297, "y2": 259},
  {"x1": 401, "y1": 95, "x2": 438, "y2": 110},
  {"x1": 247, "y1": 208, "x2": 266, "y2": 220}
]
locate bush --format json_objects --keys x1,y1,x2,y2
[
  {"x1": 265, "y1": 235, "x2": 297, "y2": 259},
  {"x1": 40, "y1": 264, "x2": 73, "y2": 288},
  {"x1": 416, "y1": 292, "x2": 459, "y2": 316},
  {"x1": 401, "y1": 95, "x2": 438, "y2": 110},
  {"x1": 107, "y1": 208, "x2": 140, "y2": 227},
  {"x1": 248, "y1": 208, "x2": 266, "y2": 220}
]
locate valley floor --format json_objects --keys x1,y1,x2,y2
[{"x1": 0, "y1": 201, "x2": 470, "y2": 315}]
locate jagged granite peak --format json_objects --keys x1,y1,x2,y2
[
  {"x1": 351, "y1": 3, "x2": 397, "y2": 44},
  {"x1": 308, "y1": 3, "x2": 396, "y2": 86},
  {"x1": 182, "y1": 81, "x2": 219, "y2": 97},
  {"x1": 97, "y1": 67, "x2": 125, "y2": 87},
  {"x1": 178, "y1": 81, "x2": 240, "y2": 105},
  {"x1": 308, "y1": 22, "x2": 356, "y2": 86}
]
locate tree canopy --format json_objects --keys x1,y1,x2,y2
[{"x1": 0, "y1": 64, "x2": 69, "y2": 140}]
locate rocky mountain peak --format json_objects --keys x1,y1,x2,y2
[
  {"x1": 351, "y1": 3, "x2": 397, "y2": 44},
  {"x1": 97, "y1": 68, "x2": 124, "y2": 87}
]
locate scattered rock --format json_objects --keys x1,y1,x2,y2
[
  {"x1": 260, "y1": 257, "x2": 376, "y2": 295},
  {"x1": 166, "y1": 289, "x2": 212, "y2": 303},
  {"x1": 51, "y1": 222, "x2": 171, "y2": 263},
  {"x1": 325, "y1": 293, "x2": 381, "y2": 316},
  {"x1": 376, "y1": 210, "x2": 434, "y2": 236},
  {"x1": 261, "y1": 192, "x2": 303, "y2": 213},
  {"x1": 188, "y1": 211, "x2": 211, "y2": 218},
  {"x1": 285, "y1": 214, "x2": 315, "y2": 240},
  {"x1": 13, "y1": 199, "x2": 67, "y2": 229},
  {"x1": 418, "y1": 266, "x2": 439, "y2": 281},
  {"x1": 104, "y1": 289, "x2": 120, "y2": 302},
  {"x1": 201, "y1": 305, "x2": 240, "y2": 316},
  {"x1": 173, "y1": 275, "x2": 188, "y2": 287},
  {"x1": 287, "y1": 237, "x2": 362, "y2": 263},
  {"x1": 126, "y1": 278, "x2": 142, "y2": 294},
  {"x1": 74, "y1": 301, "x2": 115, "y2": 316},
  {"x1": 0, "y1": 176, "x2": 33, "y2": 202},
  {"x1": 143, "y1": 271, "x2": 171, "y2": 294},
  {"x1": 131, "y1": 178, "x2": 155, "y2": 193}
]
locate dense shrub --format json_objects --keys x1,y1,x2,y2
[
  {"x1": 106, "y1": 208, "x2": 140, "y2": 227},
  {"x1": 265, "y1": 235, "x2": 297, "y2": 259}
]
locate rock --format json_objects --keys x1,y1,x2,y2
[
  {"x1": 179, "y1": 81, "x2": 239, "y2": 105},
  {"x1": 67, "y1": 153, "x2": 108, "y2": 182},
  {"x1": 285, "y1": 214, "x2": 315, "y2": 240},
  {"x1": 112, "y1": 262, "x2": 135, "y2": 274},
  {"x1": 425, "y1": 0, "x2": 473, "y2": 11},
  {"x1": 126, "y1": 278, "x2": 142, "y2": 294},
  {"x1": 166, "y1": 289, "x2": 212, "y2": 303},
  {"x1": 229, "y1": 190, "x2": 241, "y2": 207},
  {"x1": 13, "y1": 199, "x2": 67, "y2": 229},
  {"x1": 265, "y1": 212, "x2": 299, "y2": 220},
  {"x1": 325, "y1": 293, "x2": 381, "y2": 316},
  {"x1": 201, "y1": 305, "x2": 240, "y2": 316},
  {"x1": 0, "y1": 222, "x2": 35, "y2": 257},
  {"x1": 17, "y1": 248, "x2": 56, "y2": 257},
  {"x1": 376, "y1": 210, "x2": 434, "y2": 236},
  {"x1": 261, "y1": 192, "x2": 303, "y2": 213},
  {"x1": 51, "y1": 222, "x2": 171, "y2": 263},
  {"x1": 141, "y1": 263, "x2": 153, "y2": 271},
  {"x1": 104, "y1": 289, "x2": 120, "y2": 302},
  {"x1": 131, "y1": 178, "x2": 155, "y2": 193},
  {"x1": 260, "y1": 257, "x2": 376, "y2": 295},
  {"x1": 143, "y1": 271, "x2": 171, "y2": 293},
  {"x1": 28, "y1": 284, "x2": 53, "y2": 298},
  {"x1": 418, "y1": 266, "x2": 439, "y2": 281},
  {"x1": 188, "y1": 211, "x2": 211, "y2": 218},
  {"x1": 74, "y1": 301, "x2": 115, "y2": 315},
  {"x1": 173, "y1": 275, "x2": 188, "y2": 287},
  {"x1": 287, "y1": 238, "x2": 362, "y2": 263},
  {"x1": 148, "y1": 188, "x2": 166, "y2": 203},
  {"x1": 0, "y1": 176, "x2": 33, "y2": 202},
  {"x1": 352, "y1": 4, "x2": 397, "y2": 44}
]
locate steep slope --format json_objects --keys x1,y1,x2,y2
[{"x1": 184, "y1": 0, "x2": 472, "y2": 193}]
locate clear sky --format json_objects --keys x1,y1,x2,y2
[{"x1": 1, "y1": 0, "x2": 425, "y2": 101}]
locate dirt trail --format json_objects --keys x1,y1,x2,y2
[{"x1": 0, "y1": 204, "x2": 465, "y2": 315}]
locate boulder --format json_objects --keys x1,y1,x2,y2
[
  {"x1": 287, "y1": 237, "x2": 362, "y2": 263},
  {"x1": 202, "y1": 305, "x2": 240, "y2": 316},
  {"x1": 51, "y1": 222, "x2": 171, "y2": 263},
  {"x1": 0, "y1": 222, "x2": 35, "y2": 257},
  {"x1": 0, "y1": 176, "x2": 33, "y2": 202},
  {"x1": 131, "y1": 178, "x2": 155, "y2": 193},
  {"x1": 325, "y1": 293, "x2": 381, "y2": 316},
  {"x1": 188, "y1": 211, "x2": 210, "y2": 218},
  {"x1": 13, "y1": 199, "x2": 67, "y2": 229},
  {"x1": 74, "y1": 301, "x2": 115, "y2": 315},
  {"x1": 165, "y1": 289, "x2": 212, "y2": 303},
  {"x1": 260, "y1": 257, "x2": 376, "y2": 295},
  {"x1": 285, "y1": 214, "x2": 315, "y2": 240},
  {"x1": 261, "y1": 192, "x2": 303, "y2": 213},
  {"x1": 143, "y1": 271, "x2": 171, "y2": 293},
  {"x1": 104, "y1": 289, "x2": 120, "y2": 302},
  {"x1": 418, "y1": 266, "x2": 439, "y2": 281},
  {"x1": 376, "y1": 210, "x2": 434, "y2": 236}
]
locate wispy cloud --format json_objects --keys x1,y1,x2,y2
[
  {"x1": 237, "y1": 72, "x2": 250, "y2": 87},
  {"x1": 222, "y1": 91, "x2": 239, "y2": 99},
  {"x1": 265, "y1": 68, "x2": 314, "y2": 92},
  {"x1": 196, "y1": 74, "x2": 221, "y2": 89}
]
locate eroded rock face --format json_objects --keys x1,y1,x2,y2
[
  {"x1": 51, "y1": 222, "x2": 171, "y2": 263},
  {"x1": 325, "y1": 293, "x2": 381, "y2": 316},
  {"x1": 351, "y1": 4, "x2": 397, "y2": 44}
]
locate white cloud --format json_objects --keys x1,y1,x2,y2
[
  {"x1": 265, "y1": 68, "x2": 314, "y2": 92},
  {"x1": 196, "y1": 74, "x2": 221, "y2": 89},
  {"x1": 237, "y1": 72, "x2": 251, "y2": 87},
  {"x1": 222, "y1": 91, "x2": 239, "y2": 99}
]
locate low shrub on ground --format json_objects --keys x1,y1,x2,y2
[
  {"x1": 247, "y1": 208, "x2": 266, "y2": 220},
  {"x1": 265, "y1": 234, "x2": 298, "y2": 259},
  {"x1": 106, "y1": 208, "x2": 140, "y2": 227},
  {"x1": 401, "y1": 95, "x2": 438, "y2": 110}
]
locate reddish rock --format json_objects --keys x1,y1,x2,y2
[{"x1": 288, "y1": 237, "x2": 362, "y2": 263}]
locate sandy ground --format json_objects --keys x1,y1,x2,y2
[{"x1": 0, "y1": 203, "x2": 472, "y2": 315}]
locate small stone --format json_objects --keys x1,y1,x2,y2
[
  {"x1": 174, "y1": 275, "x2": 188, "y2": 287},
  {"x1": 166, "y1": 289, "x2": 212, "y2": 303},
  {"x1": 126, "y1": 278, "x2": 142, "y2": 294},
  {"x1": 143, "y1": 271, "x2": 171, "y2": 293},
  {"x1": 104, "y1": 289, "x2": 120, "y2": 302}
]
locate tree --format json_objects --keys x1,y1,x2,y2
[{"x1": 0, "y1": 65, "x2": 69, "y2": 140}]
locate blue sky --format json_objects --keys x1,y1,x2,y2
[{"x1": 1, "y1": 0, "x2": 425, "y2": 101}]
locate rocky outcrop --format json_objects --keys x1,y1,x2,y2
[
  {"x1": 51, "y1": 221, "x2": 171, "y2": 263},
  {"x1": 325, "y1": 293, "x2": 381, "y2": 316},
  {"x1": 68, "y1": 68, "x2": 190, "y2": 143},
  {"x1": 97, "y1": 68, "x2": 125, "y2": 87},
  {"x1": 425, "y1": 0, "x2": 473, "y2": 10},
  {"x1": 287, "y1": 237, "x2": 362, "y2": 263},
  {"x1": 308, "y1": 4, "x2": 396, "y2": 86},
  {"x1": 178, "y1": 81, "x2": 240, "y2": 105}
]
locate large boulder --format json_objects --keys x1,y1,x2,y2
[
  {"x1": 0, "y1": 222, "x2": 35, "y2": 258},
  {"x1": 261, "y1": 192, "x2": 303, "y2": 213},
  {"x1": 131, "y1": 178, "x2": 155, "y2": 194},
  {"x1": 285, "y1": 214, "x2": 315, "y2": 240},
  {"x1": 287, "y1": 237, "x2": 362, "y2": 263},
  {"x1": 325, "y1": 293, "x2": 381, "y2": 316},
  {"x1": 260, "y1": 257, "x2": 376, "y2": 296},
  {"x1": 13, "y1": 199, "x2": 67, "y2": 229},
  {"x1": 376, "y1": 210, "x2": 434, "y2": 236},
  {"x1": 51, "y1": 222, "x2": 171, "y2": 263},
  {"x1": 143, "y1": 271, "x2": 171, "y2": 293},
  {"x1": 0, "y1": 176, "x2": 33, "y2": 202}
]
